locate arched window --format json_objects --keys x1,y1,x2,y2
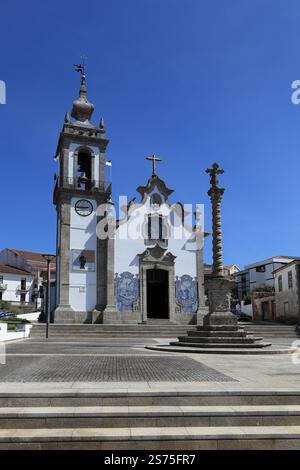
[{"x1": 76, "y1": 148, "x2": 92, "y2": 190}]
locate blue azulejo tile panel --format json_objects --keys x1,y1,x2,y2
[
  {"x1": 175, "y1": 274, "x2": 198, "y2": 313},
  {"x1": 115, "y1": 272, "x2": 139, "y2": 312}
]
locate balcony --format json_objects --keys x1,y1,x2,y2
[
  {"x1": 55, "y1": 177, "x2": 111, "y2": 192},
  {"x1": 0, "y1": 283, "x2": 7, "y2": 291},
  {"x1": 16, "y1": 285, "x2": 30, "y2": 293}
]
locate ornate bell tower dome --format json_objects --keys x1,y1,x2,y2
[
  {"x1": 53, "y1": 65, "x2": 115, "y2": 323},
  {"x1": 71, "y1": 72, "x2": 95, "y2": 124}
]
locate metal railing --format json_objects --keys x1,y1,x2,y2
[
  {"x1": 55, "y1": 176, "x2": 111, "y2": 192},
  {"x1": 16, "y1": 285, "x2": 30, "y2": 292}
]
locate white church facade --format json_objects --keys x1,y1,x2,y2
[{"x1": 54, "y1": 72, "x2": 206, "y2": 324}]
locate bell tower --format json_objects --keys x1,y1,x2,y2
[{"x1": 53, "y1": 67, "x2": 113, "y2": 323}]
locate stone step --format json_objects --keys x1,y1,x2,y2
[
  {"x1": 190, "y1": 330, "x2": 247, "y2": 337},
  {"x1": 1, "y1": 391, "x2": 300, "y2": 407},
  {"x1": 32, "y1": 324, "x2": 196, "y2": 329},
  {"x1": 0, "y1": 425, "x2": 300, "y2": 449},
  {"x1": 31, "y1": 333, "x2": 191, "y2": 338},
  {"x1": 1, "y1": 405, "x2": 300, "y2": 429},
  {"x1": 170, "y1": 341, "x2": 270, "y2": 348},
  {"x1": 30, "y1": 324, "x2": 299, "y2": 339},
  {"x1": 177, "y1": 336, "x2": 261, "y2": 344},
  {"x1": 31, "y1": 325, "x2": 196, "y2": 336}
]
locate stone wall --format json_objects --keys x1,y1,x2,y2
[{"x1": 252, "y1": 292, "x2": 275, "y2": 322}]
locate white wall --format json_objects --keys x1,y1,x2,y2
[
  {"x1": 69, "y1": 197, "x2": 97, "y2": 312},
  {"x1": 115, "y1": 185, "x2": 198, "y2": 278},
  {"x1": 275, "y1": 264, "x2": 297, "y2": 293},
  {"x1": 0, "y1": 273, "x2": 34, "y2": 304}
]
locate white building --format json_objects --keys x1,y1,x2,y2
[
  {"x1": 53, "y1": 72, "x2": 207, "y2": 324},
  {"x1": 273, "y1": 260, "x2": 300, "y2": 323},
  {"x1": 0, "y1": 265, "x2": 35, "y2": 307},
  {"x1": 0, "y1": 249, "x2": 55, "y2": 309},
  {"x1": 235, "y1": 256, "x2": 297, "y2": 301}
]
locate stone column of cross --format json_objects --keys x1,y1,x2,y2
[{"x1": 205, "y1": 163, "x2": 225, "y2": 277}]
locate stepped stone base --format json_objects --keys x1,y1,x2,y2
[
  {"x1": 169, "y1": 322, "x2": 273, "y2": 351},
  {"x1": 146, "y1": 344, "x2": 295, "y2": 354}
]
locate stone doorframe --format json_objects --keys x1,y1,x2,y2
[{"x1": 138, "y1": 244, "x2": 176, "y2": 323}]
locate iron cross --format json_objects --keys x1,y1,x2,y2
[
  {"x1": 205, "y1": 162, "x2": 224, "y2": 188},
  {"x1": 146, "y1": 155, "x2": 162, "y2": 176}
]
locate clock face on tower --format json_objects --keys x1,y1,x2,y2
[{"x1": 75, "y1": 199, "x2": 93, "y2": 217}]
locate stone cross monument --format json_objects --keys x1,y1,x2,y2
[
  {"x1": 203, "y1": 163, "x2": 237, "y2": 327},
  {"x1": 166, "y1": 163, "x2": 271, "y2": 351}
]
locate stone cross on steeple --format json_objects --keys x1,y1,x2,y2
[
  {"x1": 206, "y1": 162, "x2": 225, "y2": 277},
  {"x1": 146, "y1": 155, "x2": 162, "y2": 177}
]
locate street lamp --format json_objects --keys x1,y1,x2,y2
[{"x1": 42, "y1": 254, "x2": 55, "y2": 339}]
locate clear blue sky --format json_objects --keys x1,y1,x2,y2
[{"x1": 1, "y1": 0, "x2": 300, "y2": 268}]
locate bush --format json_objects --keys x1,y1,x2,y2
[
  {"x1": 0, "y1": 315, "x2": 30, "y2": 331},
  {"x1": 0, "y1": 300, "x2": 11, "y2": 311},
  {"x1": 252, "y1": 285, "x2": 275, "y2": 293},
  {"x1": 0, "y1": 301, "x2": 32, "y2": 315},
  {"x1": 243, "y1": 294, "x2": 252, "y2": 305}
]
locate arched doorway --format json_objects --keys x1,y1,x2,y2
[{"x1": 146, "y1": 268, "x2": 169, "y2": 319}]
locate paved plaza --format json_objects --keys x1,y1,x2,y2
[
  {"x1": 0, "y1": 334, "x2": 300, "y2": 449},
  {"x1": 0, "y1": 335, "x2": 299, "y2": 392}
]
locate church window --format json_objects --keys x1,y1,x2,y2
[
  {"x1": 146, "y1": 214, "x2": 169, "y2": 241},
  {"x1": 150, "y1": 193, "x2": 162, "y2": 209},
  {"x1": 76, "y1": 149, "x2": 92, "y2": 190}
]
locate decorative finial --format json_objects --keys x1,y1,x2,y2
[
  {"x1": 100, "y1": 117, "x2": 105, "y2": 129},
  {"x1": 146, "y1": 154, "x2": 162, "y2": 177},
  {"x1": 64, "y1": 112, "x2": 70, "y2": 123},
  {"x1": 71, "y1": 56, "x2": 95, "y2": 123},
  {"x1": 74, "y1": 63, "x2": 85, "y2": 79},
  {"x1": 74, "y1": 54, "x2": 86, "y2": 79}
]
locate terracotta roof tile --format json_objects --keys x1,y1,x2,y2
[
  {"x1": 0, "y1": 265, "x2": 34, "y2": 276},
  {"x1": 8, "y1": 249, "x2": 56, "y2": 271}
]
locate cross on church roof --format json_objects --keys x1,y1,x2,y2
[
  {"x1": 146, "y1": 155, "x2": 162, "y2": 177},
  {"x1": 205, "y1": 162, "x2": 224, "y2": 188}
]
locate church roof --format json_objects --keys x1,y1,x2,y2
[{"x1": 136, "y1": 175, "x2": 174, "y2": 203}]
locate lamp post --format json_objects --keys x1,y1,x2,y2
[{"x1": 42, "y1": 254, "x2": 55, "y2": 339}]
